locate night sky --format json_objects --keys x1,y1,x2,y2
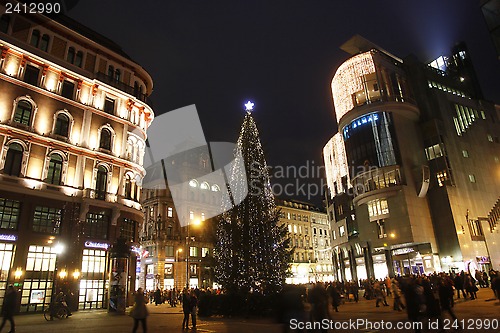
[{"x1": 68, "y1": 0, "x2": 500, "y2": 204}]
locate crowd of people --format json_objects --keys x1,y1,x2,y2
[{"x1": 281, "y1": 269, "x2": 500, "y2": 332}]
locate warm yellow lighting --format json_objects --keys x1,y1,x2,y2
[
  {"x1": 323, "y1": 133, "x2": 350, "y2": 196},
  {"x1": 72, "y1": 270, "x2": 80, "y2": 279},
  {"x1": 14, "y1": 267, "x2": 23, "y2": 279},
  {"x1": 192, "y1": 219, "x2": 201, "y2": 226},
  {"x1": 390, "y1": 233, "x2": 396, "y2": 238},
  {"x1": 26, "y1": 160, "x2": 43, "y2": 179},
  {"x1": 4, "y1": 55, "x2": 19, "y2": 76},
  {"x1": 332, "y1": 51, "x2": 375, "y2": 122},
  {"x1": 59, "y1": 269, "x2": 67, "y2": 279},
  {"x1": 177, "y1": 248, "x2": 183, "y2": 253}
]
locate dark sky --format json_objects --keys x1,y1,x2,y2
[{"x1": 68, "y1": 0, "x2": 500, "y2": 204}]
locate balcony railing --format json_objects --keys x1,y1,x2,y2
[
  {"x1": 352, "y1": 165, "x2": 402, "y2": 198},
  {"x1": 95, "y1": 72, "x2": 153, "y2": 107}
]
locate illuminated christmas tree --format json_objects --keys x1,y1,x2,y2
[{"x1": 214, "y1": 102, "x2": 291, "y2": 296}]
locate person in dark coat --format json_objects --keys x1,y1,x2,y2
[
  {"x1": 438, "y1": 275, "x2": 460, "y2": 328},
  {"x1": 181, "y1": 289, "x2": 191, "y2": 330},
  {"x1": 0, "y1": 285, "x2": 17, "y2": 333},
  {"x1": 308, "y1": 283, "x2": 328, "y2": 333},
  {"x1": 154, "y1": 288, "x2": 162, "y2": 306},
  {"x1": 190, "y1": 291, "x2": 198, "y2": 330},
  {"x1": 454, "y1": 272, "x2": 467, "y2": 299},
  {"x1": 131, "y1": 288, "x2": 149, "y2": 333},
  {"x1": 326, "y1": 282, "x2": 341, "y2": 312},
  {"x1": 402, "y1": 278, "x2": 425, "y2": 333}
]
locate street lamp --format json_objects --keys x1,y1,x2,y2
[{"x1": 186, "y1": 219, "x2": 201, "y2": 289}]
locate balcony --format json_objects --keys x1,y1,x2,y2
[
  {"x1": 95, "y1": 72, "x2": 153, "y2": 107},
  {"x1": 352, "y1": 165, "x2": 403, "y2": 205}
]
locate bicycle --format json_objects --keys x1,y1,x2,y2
[{"x1": 43, "y1": 302, "x2": 69, "y2": 321}]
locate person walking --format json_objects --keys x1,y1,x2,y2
[
  {"x1": 438, "y1": 276, "x2": 461, "y2": 328},
  {"x1": 0, "y1": 285, "x2": 18, "y2": 333},
  {"x1": 391, "y1": 278, "x2": 405, "y2": 311},
  {"x1": 182, "y1": 289, "x2": 191, "y2": 330},
  {"x1": 190, "y1": 291, "x2": 198, "y2": 330},
  {"x1": 131, "y1": 288, "x2": 148, "y2": 333}
]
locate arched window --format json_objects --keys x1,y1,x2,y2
[
  {"x1": 99, "y1": 128, "x2": 112, "y2": 151},
  {"x1": 4, "y1": 143, "x2": 23, "y2": 177},
  {"x1": 107, "y1": 65, "x2": 114, "y2": 78},
  {"x1": 75, "y1": 51, "x2": 83, "y2": 67},
  {"x1": 54, "y1": 113, "x2": 69, "y2": 137},
  {"x1": 95, "y1": 165, "x2": 108, "y2": 200},
  {"x1": 0, "y1": 14, "x2": 10, "y2": 33},
  {"x1": 124, "y1": 174, "x2": 133, "y2": 199},
  {"x1": 46, "y1": 154, "x2": 63, "y2": 185},
  {"x1": 66, "y1": 47, "x2": 75, "y2": 63},
  {"x1": 200, "y1": 182, "x2": 209, "y2": 190},
  {"x1": 211, "y1": 184, "x2": 220, "y2": 192},
  {"x1": 189, "y1": 179, "x2": 198, "y2": 188},
  {"x1": 14, "y1": 100, "x2": 33, "y2": 126},
  {"x1": 115, "y1": 69, "x2": 121, "y2": 82},
  {"x1": 30, "y1": 29, "x2": 40, "y2": 47},
  {"x1": 40, "y1": 34, "x2": 50, "y2": 52}
]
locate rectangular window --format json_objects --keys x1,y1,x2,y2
[
  {"x1": 164, "y1": 263, "x2": 173, "y2": 276},
  {"x1": 0, "y1": 198, "x2": 21, "y2": 230},
  {"x1": 165, "y1": 246, "x2": 174, "y2": 257},
  {"x1": 436, "y1": 171, "x2": 448, "y2": 187},
  {"x1": 201, "y1": 247, "x2": 209, "y2": 258},
  {"x1": 61, "y1": 80, "x2": 75, "y2": 99},
  {"x1": 468, "y1": 219, "x2": 484, "y2": 238},
  {"x1": 367, "y1": 199, "x2": 389, "y2": 218},
  {"x1": 462, "y1": 150, "x2": 469, "y2": 158},
  {"x1": 23, "y1": 65, "x2": 40, "y2": 86},
  {"x1": 33, "y1": 206, "x2": 62, "y2": 234},
  {"x1": 189, "y1": 246, "x2": 198, "y2": 257},
  {"x1": 469, "y1": 174, "x2": 476, "y2": 183},
  {"x1": 85, "y1": 212, "x2": 109, "y2": 240},
  {"x1": 120, "y1": 218, "x2": 136, "y2": 242},
  {"x1": 339, "y1": 225, "x2": 345, "y2": 237},
  {"x1": 488, "y1": 135, "x2": 493, "y2": 142},
  {"x1": 167, "y1": 207, "x2": 173, "y2": 218},
  {"x1": 103, "y1": 97, "x2": 115, "y2": 114},
  {"x1": 377, "y1": 220, "x2": 387, "y2": 238},
  {"x1": 189, "y1": 211, "x2": 194, "y2": 220},
  {"x1": 425, "y1": 143, "x2": 444, "y2": 160}
]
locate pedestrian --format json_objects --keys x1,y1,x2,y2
[
  {"x1": 374, "y1": 281, "x2": 389, "y2": 307},
  {"x1": 326, "y1": 282, "x2": 341, "y2": 312},
  {"x1": 308, "y1": 282, "x2": 328, "y2": 333},
  {"x1": 391, "y1": 278, "x2": 405, "y2": 311},
  {"x1": 454, "y1": 271, "x2": 467, "y2": 299},
  {"x1": 438, "y1": 276, "x2": 461, "y2": 328},
  {"x1": 154, "y1": 288, "x2": 162, "y2": 306},
  {"x1": 0, "y1": 285, "x2": 18, "y2": 333},
  {"x1": 131, "y1": 288, "x2": 148, "y2": 333},
  {"x1": 190, "y1": 291, "x2": 198, "y2": 330},
  {"x1": 182, "y1": 289, "x2": 191, "y2": 330}
]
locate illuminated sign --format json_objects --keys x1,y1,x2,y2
[
  {"x1": 392, "y1": 247, "x2": 414, "y2": 256},
  {"x1": 0, "y1": 234, "x2": 17, "y2": 242},
  {"x1": 84, "y1": 241, "x2": 109, "y2": 250}
]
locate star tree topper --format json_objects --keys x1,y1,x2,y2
[{"x1": 244, "y1": 100, "x2": 254, "y2": 112}]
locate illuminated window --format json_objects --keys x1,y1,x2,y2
[
  {"x1": 288, "y1": 225, "x2": 292, "y2": 233},
  {"x1": 488, "y1": 135, "x2": 493, "y2": 142},
  {"x1": 468, "y1": 174, "x2": 476, "y2": 183},
  {"x1": 339, "y1": 226, "x2": 345, "y2": 237},
  {"x1": 201, "y1": 212, "x2": 205, "y2": 221},
  {"x1": 201, "y1": 247, "x2": 209, "y2": 257},
  {"x1": 425, "y1": 144, "x2": 444, "y2": 160},
  {"x1": 293, "y1": 225, "x2": 297, "y2": 233},
  {"x1": 367, "y1": 199, "x2": 389, "y2": 218},
  {"x1": 211, "y1": 184, "x2": 220, "y2": 191},
  {"x1": 189, "y1": 211, "x2": 194, "y2": 220},
  {"x1": 200, "y1": 182, "x2": 209, "y2": 190},
  {"x1": 189, "y1": 246, "x2": 198, "y2": 257},
  {"x1": 189, "y1": 180, "x2": 198, "y2": 188},
  {"x1": 376, "y1": 220, "x2": 386, "y2": 238},
  {"x1": 462, "y1": 150, "x2": 469, "y2": 158},
  {"x1": 436, "y1": 171, "x2": 447, "y2": 187},
  {"x1": 167, "y1": 207, "x2": 173, "y2": 218}
]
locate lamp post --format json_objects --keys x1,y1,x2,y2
[{"x1": 186, "y1": 219, "x2": 201, "y2": 289}]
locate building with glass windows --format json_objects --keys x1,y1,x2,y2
[
  {"x1": 138, "y1": 146, "x2": 223, "y2": 291},
  {"x1": 0, "y1": 9, "x2": 154, "y2": 312},
  {"x1": 324, "y1": 35, "x2": 500, "y2": 282},
  {"x1": 277, "y1": 199, "x2": 333, "y2": 284}
]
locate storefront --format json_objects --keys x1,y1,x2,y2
[
  {"x1": 0, "y1": 236, "x2": 16, "y2": 310},
  {"x1": 20, "y1": 245, "x2": 58, "y2": 312},
  {"x1": 355, "y1": 257, "x2": 367, "y2": 281},
  {"x1": 391, "y1": 243, "x2": 436, "y2": 276},
  {"x1": 78, "y1": 242, "x2": 109, "y2": 310},
  {"x1": 372, "y1": 253, "x2": 388, "y2": 280}
]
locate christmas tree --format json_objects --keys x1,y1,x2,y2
[{"x1": 214, "y1": 103, "x2": 291, "y2": 296}]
